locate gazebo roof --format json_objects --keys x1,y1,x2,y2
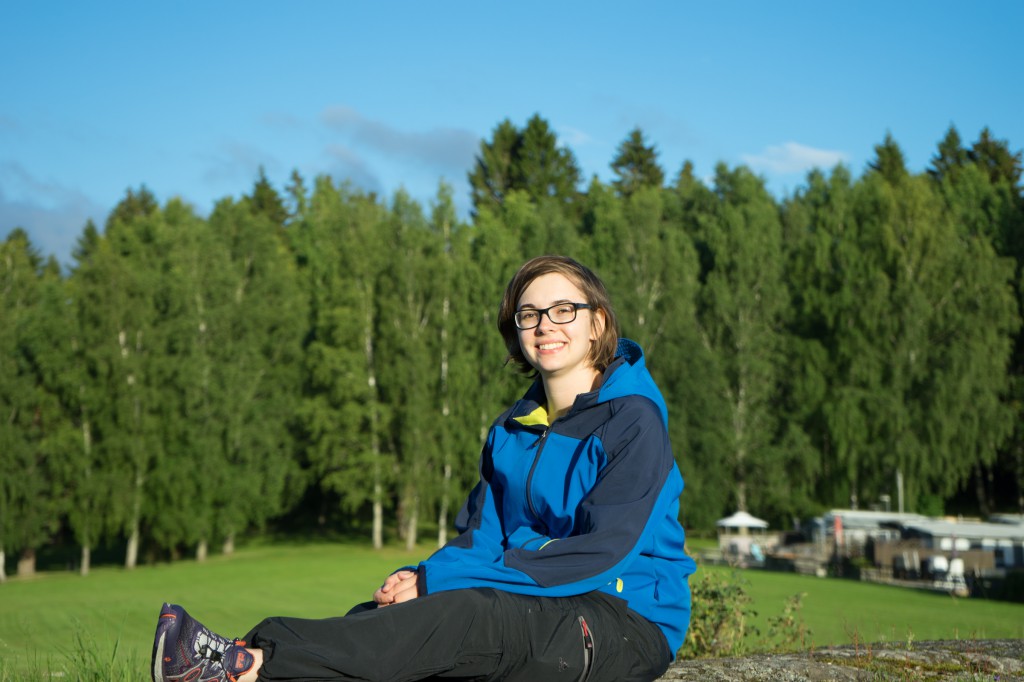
[{"x1": 716, "y1": 510, "x2": 769, "y2": 529}]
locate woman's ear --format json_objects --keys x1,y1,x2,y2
[{"x1": 590, "y1": 308, "x2": 607, "y2": 342}]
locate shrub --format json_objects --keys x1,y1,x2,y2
[
  {"x1": 679, "y1": 570, "x2": 757, "y2": 658},
  {"x1": 679, "y1": 569, "x2": 810, "y2": 659}
]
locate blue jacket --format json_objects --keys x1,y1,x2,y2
[{"x1": 416, "y1": 339, "x2": 696, "y2": 656}]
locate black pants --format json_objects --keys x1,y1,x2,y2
[{"x1": 244, "y1": 588, "x2": 672, "y2": 682}]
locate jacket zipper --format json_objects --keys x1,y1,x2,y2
[{"x1": 524, "y1": 426, "x2": 550, "y2": 526}]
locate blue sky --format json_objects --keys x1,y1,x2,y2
[{"x1": 2, "y1": 1, "x2": 1022, "y2": 267}]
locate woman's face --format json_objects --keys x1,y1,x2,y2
[{"x1": 516, "y1": 272, "x2": 603, "y2": 381}]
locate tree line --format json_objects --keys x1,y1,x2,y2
[{"x1": 2, "y1": 116, "x2": 1022, "y2": 579}]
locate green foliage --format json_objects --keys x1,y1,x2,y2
[
  {"x1": 468, "y1": 114, "x2": 582, "y2": 217},
  {"x1": 1, "y1": 121, "x2": 1023, "y2": 574},
  {"x1": 680, "y1": 570, "x2": 810, "y2": 659},
  {"x1": 762, "y1": 592, "x2": 811, "y2": 652},
  {"x1": 679, "y1": 570, "x2": 759, "y2": 658},
  {"x1": 610, "y1": 127, "x2": 665, "y2": 196},
  {"x1": 0, "y1": 231, "x2": 66, "y2": 569},
  {"x1": 691, "y1": 164, "x2": 791, "y2": 516}
]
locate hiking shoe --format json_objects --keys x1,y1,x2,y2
[{"x1": 152, "y1": 603, "x2": 255, "y2": 682}]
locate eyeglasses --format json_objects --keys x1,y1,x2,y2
[{"x1": 514, "y1": 302, "x2": 592, "y2": 330}]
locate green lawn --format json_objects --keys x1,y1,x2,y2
[
  {"x1": 1, "y1": 541, "x2": 1022, "y2": 678},
  {"x1": 701, "y1": 563, "x2": 1024, "y2": 646}
]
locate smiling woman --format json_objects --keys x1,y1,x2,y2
[
  {"x1": 512, "y1": 274, "x2": 604, "y2": 415},
  {"x1": 150, "y1": 255, "x2": 697, "y2": 682}
]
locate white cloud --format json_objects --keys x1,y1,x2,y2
[
  {"x1": 557, "y1": 125, "x2": 593, "y2": 148},
  {"x1": 0, "y1": 162, "x2": 107, "y2": 266},
  {"x1": 198, "y1": 141, "x2": 282, "y2": 189},
  {"x1": 741, "y1": 142, "x2": 848, "y2": 174},
  {"x1": 324, "y1": 144, "x2": 383, "y2": 195},
  {"x1": 321, "y1": 105, "x2": 478, "y2": 172}
]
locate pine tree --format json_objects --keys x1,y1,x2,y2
[
  {"x1": 869, "y1": 133, "x2": 910, "y2": 185},
  {"x1": 468, "y1": 119, "x2": 520, "y2": 216},
  {"x1": 928, "y1": 126, "x2": 969, "y2": 185},
  {"x1": 610, "y1": 127, "x2": 665, "y2": 197},
  {"x1": 969, "y1": 127, "x2": 1023, "y2": 190},
  {"x1": 250, "y1": 166, "x2": 289, "y2": 227},
  {"x1": 468, "y1": 114, "x2": 582, "y2": 217}
]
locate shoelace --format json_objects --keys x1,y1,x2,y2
[{"x1": 196, "y1": 630, "x2": 233, "y2": 659}]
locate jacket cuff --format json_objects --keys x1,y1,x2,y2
[{"x1": 416, "y1": 565, "x2": 428, "y2": 596}]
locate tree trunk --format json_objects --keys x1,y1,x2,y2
[
  {"x1": 405, "y1": 498, "x2": 419, "y2": 552},
  {"x1": 0, "y1": 548, "x2": 5, "y2": 583},
  {"x1": 437, "y1": 293, "x2": 451, "y2": 548},
  {"x1": 1017, "y1": 442, "x2": 1024, "y2": 515},
  {"x1": 196, "y1": 538, "x2": 208, "y2": 562},
  {"x1": 17, "y1": 548, "x2": 36, "y2": 577},
  {"x1": 222, "y1": 533, "x2": 235, "y2": 556},
  {"x1": 438, "y1": 462, "x2": 452, "y2": 547},
  {"x1": 125, "y1": 470, "x2": 144, "y2": 570},
  {"x1": 80, "y1": 414, "x2": 93, "y2": 578},
  {"x1": 974, "y1": 463, "x2": 991, "y2": 518},
  {"x1": 732, "y1": 380, "x2": 748, "y2": 513},
  {"x1": 372, "y1": 483, "x2": 384, "y2": 550},
  {"x1": 125, "y1": 522, "x2": 140, "y2": 570},
  {"x1": 80, "y1": 545, "x2": 91, "y2": 577},
  {"x1": 365, "y1": 299, "x2": 384, "y2": 551}
]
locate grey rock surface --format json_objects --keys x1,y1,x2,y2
[{"x1": 658, "y1": 640, "x2": 1024, "y2": 681}]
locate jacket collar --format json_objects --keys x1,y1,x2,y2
[{"x1": 506, "y1": 339, "x2": 643, "y2": 428}]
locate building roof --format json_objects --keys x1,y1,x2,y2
[
  {"x1": 823, "y1": 509, "x2": 931, "y2": 530},
  {"x1": 716, "y1": 511, "x2": 769, "y2": 529},
  {"x1": 989, "y1": 513, "x2": 1024, "y2": 526},
  {"x1": 900, "y1": 519, "x2": 1024, "y2": 542}
]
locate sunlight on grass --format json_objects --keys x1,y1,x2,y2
[{"x1": 1, "y1": 541, "x2": 1022, "y2": 677}]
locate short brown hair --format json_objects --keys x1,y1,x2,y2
[{"x1": 498, "y1": 255, "x2": 620, "y2": 375}]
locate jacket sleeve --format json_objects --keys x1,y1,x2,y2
[
  {"x1": 418, "y1": 398, "x2": 678, "y2": 597},
  {"x1": 413, "y1": 426, "x2": 506, "y2": 591}
]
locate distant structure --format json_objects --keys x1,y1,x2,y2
[
  {"x1": 715, "y1": 511, "x2": 773, "y2": 566},
  {"x1": 792, "y1": 508, "x2": 1024, "y2": 596},
  {"x1": 699, "y1": 507, "x2": 1024, "y2": 598}
]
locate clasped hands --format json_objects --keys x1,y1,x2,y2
[{"x1": 373, "y1": 569, "x2": 419, "y2": 606}]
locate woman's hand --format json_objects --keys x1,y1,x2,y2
[{"x1": 373, "y1": 569, "x2": 419, "y2": 606}]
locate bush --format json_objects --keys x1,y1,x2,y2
[
  {"x1": 679, "y1": 570, "x2": 757, "y2": 658},
  {"x1": 679, "y1": 569, "x2": 810, "y2": 659}
]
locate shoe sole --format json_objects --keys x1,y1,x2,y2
[
  {"x1": 152, "y1": 605, "x2": 179, "y2": 682},
  {"x1": 152, "y1": 629, "x2": 167, "y2": 682}
]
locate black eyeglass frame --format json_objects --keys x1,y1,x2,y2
[{"x1": 513, "y1": 302, "x2": 593, "y2": 330}]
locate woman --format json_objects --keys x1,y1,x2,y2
[{"x1": 153, "y1": 255, "x2": 696, "y2": 682}]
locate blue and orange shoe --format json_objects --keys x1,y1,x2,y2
[{"x1": 151, "y1": 603, "x2": 255, "y2": 682}]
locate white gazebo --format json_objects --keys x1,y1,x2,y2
[
  {"x1": 716, "y1": 511, "x2": 771, "y2": 562},
  {"x1": 716, "y1": 511, "x2": 769, "y2": 531}
]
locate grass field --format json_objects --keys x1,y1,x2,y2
[{"x1": 1, "y1": 540, "x2": 1022, "y2": 678}]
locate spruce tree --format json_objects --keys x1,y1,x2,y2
[{"x1": 610, "y1": 127, "x2": 666, "y2": 197}]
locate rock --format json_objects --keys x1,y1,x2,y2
[{"x1": 659, "y1": 640, "x2": 1024, "y2": 681}]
